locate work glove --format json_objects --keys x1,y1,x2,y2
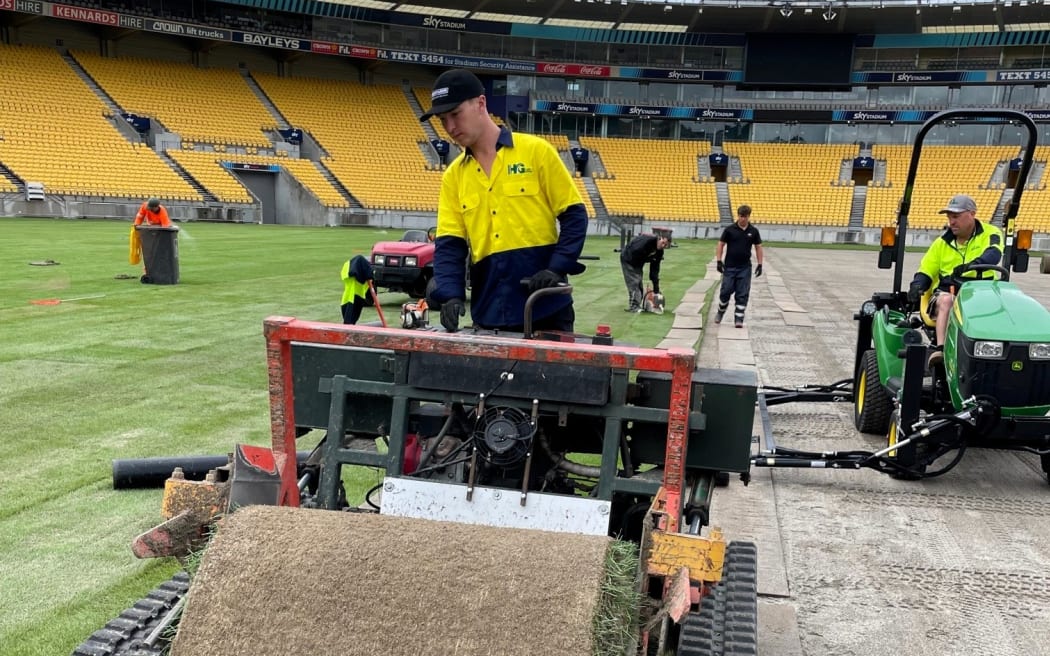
[
  {"x1": 527, "y1": 269, "x2": 565, "y2": 292},
  {"x1": 754, "y1": 263, "x2": 763, "y2": 277},
  {"x1": 440, "y1": 298, "x2": 466, "y2": 332},
  {"x1": 716, "y1": 261, "x2": 725, "y2": 274},
  {"x1": 907, "y1": 281, "x2": 925, "y2": 305}
]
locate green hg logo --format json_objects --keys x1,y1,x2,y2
[{"x1": 507, "y1": 162, "x2": 532, "y2": 175}]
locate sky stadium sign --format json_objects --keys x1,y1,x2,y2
[{"x1": 533, "y1": 100, "x2": 752, "y2": 120}]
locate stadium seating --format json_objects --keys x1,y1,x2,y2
[
  {"x1": 0, "y1": 44, "x2": 199, "y2": 200},
  {"x1": 579, "y1": 137, "x2": 720, "y2": 222},
  {"x1": 1014, "y1": 145, "x2": 1050, "y2": 232},
  {"x1": 726, "y1": 143, "x2": 855, "y2": 226},
  {"x1": 865, "y1": 144, "x2": 1015, "y2": 229},
  {"x1": 73, "y1": 51, "x2": 275, "y2": 149},
  {"x1": 167, "y1": 150, "x2": 348, "y2": 207},
  {"x1": 257, "y1": 75, "x2": 441, "y2": 211}
]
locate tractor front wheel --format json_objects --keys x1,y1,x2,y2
[
  {"x1": 885, "y1": 410, "x2": 925, "y2": 480},
  {"x1": 854, "y1": 349, "x2": 892, "y2": 435}
]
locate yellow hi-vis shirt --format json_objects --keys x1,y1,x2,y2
[
  {"x1": 341, "y1": 259, "x2": 370, "y2": 304},
  {"x1": 434, "y1": 129, "x2": 586, "y2": 328},
  {"x1": 916, "y1": 220, "x2": 1003, "y2": 291}
]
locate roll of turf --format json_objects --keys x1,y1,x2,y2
[{"x1": 172, "y1": 505, "x2": 632, "y2": 656}]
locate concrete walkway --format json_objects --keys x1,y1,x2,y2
[{"x1": 672, "y1": 249, "x2": 1050, "y2": 656}]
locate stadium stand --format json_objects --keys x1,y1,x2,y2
[
  {"x1": 168, "y1": 150, "x2": 348, "y2": 207},
  {"x1": 725, "y1": 143, "x2": 855, "y2": 226},
  {"x1": 256, "y1": 74, "x2": 441, "y2": 211},
  {"x1": 0, "y1": 43, "x2": 199, "y2": 200},
  {"x1": 531, "y1": 133, "x2": 597, "y2": 217},
  {"x1": 580, "y1": 137, "x2": 720, "y2": 222},
  {"x1": 1015, "y1": 145, "x2": 1050, "y2": 232},
  {"x1": 864, "y1": 145, "x2": 1015, "y2": 229},
  {"x1": 0, "y1": 2, "x2": 1047, "y2": 245},
  {"x1": 72, "y1": 52, "x2": 275, "y2": 149}
]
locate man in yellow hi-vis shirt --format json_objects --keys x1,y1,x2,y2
[
  {"x1": 907, "y1": 194, "x2": 1003, "y2": 366},
  {"x1": 420, "y1": 69, "x2": 587, "y2": 333}
]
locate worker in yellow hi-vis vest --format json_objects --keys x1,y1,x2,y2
[{"x1": 341, "y1": 255, "x2": 375, "y2": 325}]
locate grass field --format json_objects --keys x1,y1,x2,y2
[{"x1": 0, "y1": 217, "x2": 719, "y2": 655}]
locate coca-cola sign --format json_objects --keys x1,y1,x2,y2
[{"x1": 536, "y1": 63, "x2": 610, "y2": 77}]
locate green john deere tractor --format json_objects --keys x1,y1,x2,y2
[{"x1": 852, "y1": 109, "x2": 1050, "y2": 481}]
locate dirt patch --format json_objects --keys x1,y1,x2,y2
[{"x1": 172, "y1": 505, "x2": 614, "y2": 655}]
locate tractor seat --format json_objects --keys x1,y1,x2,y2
[
  {"x1": 401, "y1": 230, "x2": 429, "y2": 243},
  {"x1": 918, "y1": 287, "x2": 936, "y2": 328}
]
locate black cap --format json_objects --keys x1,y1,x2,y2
[{"x1": 419, "y1": 69, "x2": 484, "y2": 122}]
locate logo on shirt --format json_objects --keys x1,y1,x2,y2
[{"x1": 507, "y1": 162, "x2": 533, "y2": 175}]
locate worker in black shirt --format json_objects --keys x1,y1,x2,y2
[
  {"x1": 620, "y1": 233, "x2": 669, "y2": 313},
  {"x1": 715, "y1": 204, "x2": 764, "y2": 328}
]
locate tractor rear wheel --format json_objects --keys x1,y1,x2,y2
[
  {"x1": 854, "y1": 349, "x2": 892, "y2": 435},
  {"x1": 1041, "y1": 453, "x2": 1050, "y2": 485},
  {"x1": 676, "y1": 541, "x2": 758, "y2": 656}
]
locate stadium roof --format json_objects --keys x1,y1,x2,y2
[{"x1": 328, "y1": 0, "x2": 1049, "y2": 34}]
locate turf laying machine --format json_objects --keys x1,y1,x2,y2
[
  {"x1": 77, "y1": 285, "x2": 760, "y2": 656},
  {"x1": 754, "y1": 109, "x2": 1050, "y2": 482}
]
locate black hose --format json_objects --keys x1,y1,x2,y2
[
  {"x1": 869, "y1": 411, "x2": 979, "y2": 479},
  {"x1": 416, "y1": 411, "x2": 456, "y2": 470}
]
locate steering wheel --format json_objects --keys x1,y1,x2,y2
[{"x1": 957, "y1": 262, "x2": 1010, "y2": 281}]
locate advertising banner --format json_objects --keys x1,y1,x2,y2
[
  {"x1": 852, "y1": 70, "x2": 991, "y2": 84},
  {"x1": 532, "y1": 100, "x2": 753, "y2": 120},
  {"x1": 996, "y1": 70, "x2": 1050, "y2": 82}
]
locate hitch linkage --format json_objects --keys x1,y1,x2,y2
[{"x1": 753, "y1": 396, "x2": 996, "y2": 479}]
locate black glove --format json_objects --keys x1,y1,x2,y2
[
  {"x1": 440, "y1": 298, "x2": 465, "y2": 332},
  {"x1": 907, "y1": 282, "x2": 925, "y2": 304},
  {"x1": 716, "y1": 261, "x2": 725, "y2": 274},
  {"x1": 951, "y1": 264, "x2": 967, "y2": 280},
  {"x1": 528, "y1": 269, "x2": 565, "y2": 292},
  {"x1": 754, "y1": 263, "x2": 763, "y2": 277}
]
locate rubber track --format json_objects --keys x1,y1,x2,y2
[
  {"x1": 677, "y1": 541, "x2": 759, "y2": 656},
  {"x1": 71, "y1": 572, "x2": 190, "y2": 656}
]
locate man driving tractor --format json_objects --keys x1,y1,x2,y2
[{"x1": 907, "y1": 193, "x2": 1004, "y2": 367}]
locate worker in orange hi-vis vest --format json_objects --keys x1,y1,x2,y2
[
  {"x1": 130, "y1": 198, "x2": 174, "y2": 281},
  {"x1": 134, "y1": 197, "x2": 171, "y2": 227}
]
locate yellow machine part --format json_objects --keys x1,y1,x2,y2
[
  {"x1": 161, "y1": 471, "x2": 227, "y2": 521},
  {"x1": 646, "y1": 527, "x2": 726, "y2": 582}
]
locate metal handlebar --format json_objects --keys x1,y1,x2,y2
[{"x1": 519, "y1": 279, "x2": 573, "y2": 339}]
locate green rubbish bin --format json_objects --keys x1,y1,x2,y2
[{"x1": 136, "y1": 225, "x2": 180, "y2": 285}]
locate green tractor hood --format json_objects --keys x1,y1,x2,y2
[{"x1": 956, "y1": 281, "x2": 1050, "y2": 341}]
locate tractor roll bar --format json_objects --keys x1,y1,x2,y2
[{"x1": 892, "y1": 109, "x2": 1038, "y2": 293}]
